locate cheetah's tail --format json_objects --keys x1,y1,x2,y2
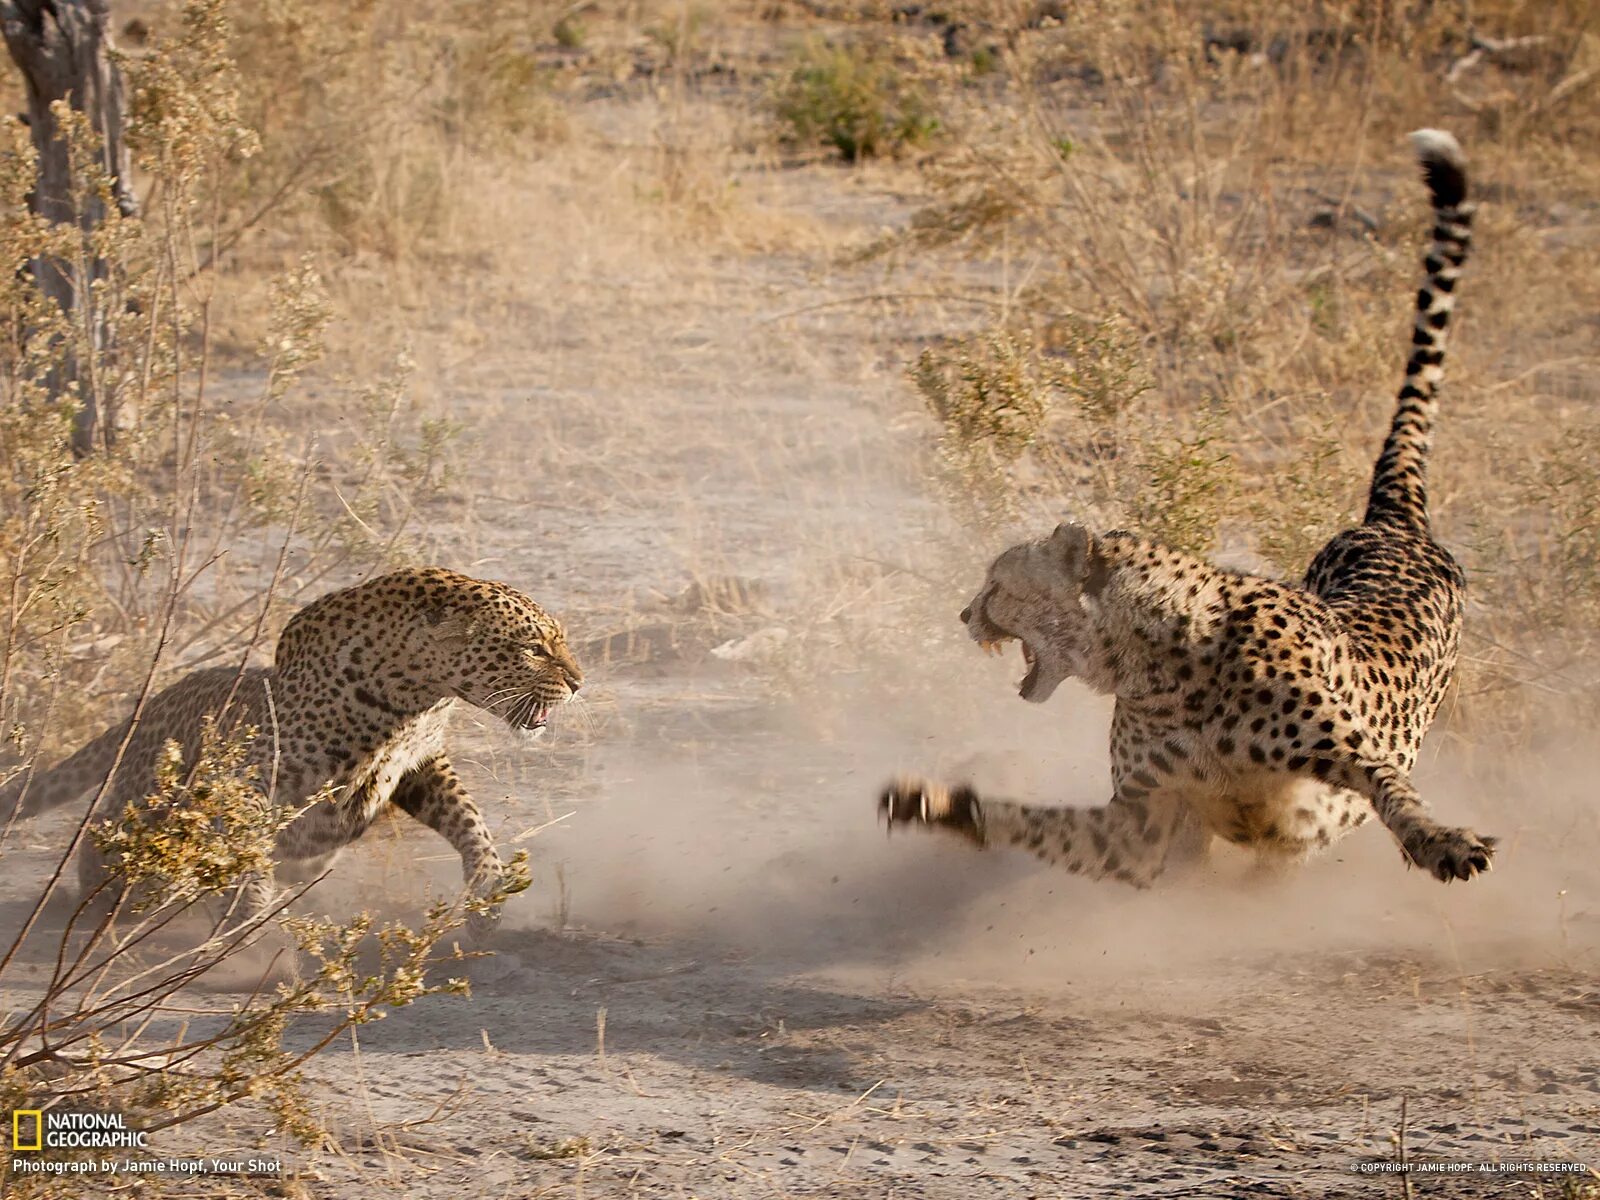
[
  {"x1": 1362, "y1": 129, "x2": 1473, "y2": 534},
  {"x1": 1, "y1": 722, "x2": 128, "y2": 825}
]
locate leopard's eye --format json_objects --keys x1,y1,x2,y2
[{"x1": 527, "y1": 645, "x2": 549, "y2": 658}]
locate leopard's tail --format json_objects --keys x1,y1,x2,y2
[
  {"x1": 1, "y1": 722, "x2": 128, "y2": 824},
  {"x1": 1363, "y1": 129, "x2": 1473, "y2": 534}
]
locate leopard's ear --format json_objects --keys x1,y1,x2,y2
[
  {"x1": 428, "y1": 610, "x2": 475, "y2": 649},
  {"x1": 1048, "y1": 522, "x2": 1109, "y2": 596}
]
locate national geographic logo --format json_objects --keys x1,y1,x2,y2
[
  {"x1": 11, "y1": 1109, "x2": 147, "y2": 1151},
  {"x1": 12, "y1": 1111, "x2": 40, "y2": 1152}
]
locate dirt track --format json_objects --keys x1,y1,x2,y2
[
  {"x1": 4, "y1": 92, "x2": 1598, "y2": 1199},
  {"x1": 273, "y1": 122, "x2": 1598, "y2": 1196}
]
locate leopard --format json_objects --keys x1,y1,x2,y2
[
  {"x1": 1, "y1": 567, "x2": 584, "y2": 940},
  {"x1": 881, "y1": 130, "x2": 1496, "y2": 888}
]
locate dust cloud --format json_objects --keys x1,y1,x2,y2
[{"x1": 511, "y1": 650, "x2": 1600, "y2": 1000}]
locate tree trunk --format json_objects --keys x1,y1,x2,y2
[{"x1": 0, "y1": 0, "x2": 136, "y2": 456}]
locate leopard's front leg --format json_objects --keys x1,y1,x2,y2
[
  {"x1": 879, "y1": 777, "x2": 1193, "y2": 888},
  {"x1": 390, "y1": 753, "x2": 508, "y2": 942},
  {"x1": 224, "y1": 867, "x2": 279, "y2": 932}
]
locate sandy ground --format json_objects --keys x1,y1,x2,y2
[{"x1": 4, "y1": 97, "x2": 1599, "y2": 1198}]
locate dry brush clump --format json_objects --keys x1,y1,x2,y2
[
  {"x1": 195, "y1": 0, "x2": 571, "y2": 265},
  {"x1": 909, "y1": 320, "x2": 1243, "y2": 554},
  {"x1": 773, "y1": 35, "x2": 942, "y2": 162},
  {"x1": 891, "y1": 0, "x2": 1600, "y2": 742},
  {"x1": 0, "y1": 3, "x2": 524, "y2": 1186}
]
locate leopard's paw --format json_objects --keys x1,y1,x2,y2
[
  {"x1": 461, "y1": 873, "x2": 509, "y2": 947},
  {"x1": 464, "y1": 903, "x2": 504, "y2": 946},
  {"x1": 1404, "y1": 823, "x2": 1497, "y2": 882},
  {"x1": 879, "y1": 776, "x2": 985, "y2": 846}
]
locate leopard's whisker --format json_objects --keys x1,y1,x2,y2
[
  {"x1": 479, "y1": 685, "x2": 528, "y2": 708},
  {"x1": 485, "y1": 687, "x2": 535, "y2": 715},
  {"x1": 567, "y1": 693, "x2": 597, "y2": 735}
]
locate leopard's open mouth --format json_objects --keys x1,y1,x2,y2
[
  {"x1": 977, "y1": 636, "x2": 1039, "y2": 698},
  {"x1": 451, "y1": 688, "x2": 554, "y2": 732},
  {"x1": 508, "y1": 696, "x2": 553, "y2": 732}
]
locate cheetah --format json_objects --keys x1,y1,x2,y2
[
  {"x1": 2, "y1": 567, "x2": 584, "y2": 938},
  {"x1": 882, "y1": 131, "x2": 1496, "y2": 887}
]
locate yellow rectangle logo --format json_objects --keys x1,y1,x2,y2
[{"x1": 13, "y1": 1109, "x2": 42, "y2": 1151}]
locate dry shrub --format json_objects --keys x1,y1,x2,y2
[
  {"x1": 1514, "y1": 424, "x2": 1600, "y2": 631},
  {"x1": 0, "y1": 4, "x2": 515, "y2": 1182},
  {"x1": 91, "y1": 719, "x2": 288, "y2": 909},
  {"x1": 910, "y1": 326, "x2": 1231, "y2": 555},
  {"x1": 774, "y1": 36, "x2": 940, "y2": 161},
  {"x1": 1245, "y1": 419, "x2": 1365, "y2": 574},
  {"x1": 224, "y1": 0, "x2": 567, "y2": 260}
]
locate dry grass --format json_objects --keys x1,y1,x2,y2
[
  {"x1": 0, "y1": 0, "x2": 1597, "y2": 1192},
  {"x1": 867, "y1": 0, "x2": 1600, "y2": 742},
  {"x1": 187, "y1": 0, "x2": 1598, "y2": 740}
]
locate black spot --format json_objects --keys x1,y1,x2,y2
[{"x1": 354, "y1": 685, "x2": 404, "y2": 717}]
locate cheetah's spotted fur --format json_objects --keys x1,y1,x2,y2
[
  {"x1": 2, "y1": 568, "x2": 583, "y2": 938},
  {"x1": 883, "y1": 131, "x2": 1495, "y2": 886}
]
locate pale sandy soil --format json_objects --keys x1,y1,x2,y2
[{"x1": 3, "y1": 93, "x2": 1598, "y2": 1199}]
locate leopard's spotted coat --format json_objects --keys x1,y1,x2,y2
[{"x1": 3, "y1": 568, "x2": 583, "y2": 937}]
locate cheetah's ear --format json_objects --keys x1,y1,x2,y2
[{"x1": 1048, "y1": 522, "x2": 1109, "y2": 596}]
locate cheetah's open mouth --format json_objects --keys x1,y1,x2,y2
[{"x1": 978, "y1": 636, "x2": 1040, "y2": 699}]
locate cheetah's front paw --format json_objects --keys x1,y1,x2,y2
[
  {"x1": 1404, "y1": 824, "x2": 1497, "y2": 882},
  {"x1": 879, "y1": 776, "x2": 985, "y2": 846}
]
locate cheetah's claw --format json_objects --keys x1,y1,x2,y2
[
  {"x1": 879, "y1": 776, "x2": 985, "y2": 846},
  {"x1": 1405, "y1": 826, "x2": 1497, "y2": 882}
]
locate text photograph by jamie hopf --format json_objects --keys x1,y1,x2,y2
[{"x1": 10, "y1": 1107, "x2": 282, "y2": 1182}]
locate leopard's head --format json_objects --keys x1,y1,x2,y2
[
  {"x1": 413, "y1": 573, "x2": 584, "y2": 735},
  {"x1": 278, "y1": 568, "x2": 585, "y2": 734},
  {"x1": 959, "y1": 523, "x2": 1112, "y2": 704}
]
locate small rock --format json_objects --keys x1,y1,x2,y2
[{"x1": 710, "y1": 626, "x2": 790, "y2": 662}]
